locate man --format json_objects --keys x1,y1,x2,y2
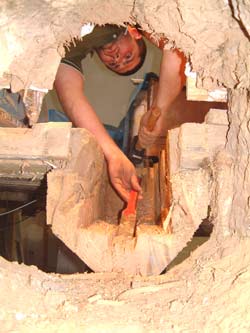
[{"x1": 54, "y1": 24, "x2": 185, "y2": 201}]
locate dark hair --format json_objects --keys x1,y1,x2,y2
[{"x1": 111, "y1": 38, "x2": 147, "y2": 76}]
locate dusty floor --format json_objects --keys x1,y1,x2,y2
[{"x1": 1, "y1": 233, "x2": 250, "y2": 332}]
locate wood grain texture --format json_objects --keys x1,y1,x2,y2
[
  {"x1": 47, "y1": 118, "x2": 218, "y2": 275},
  {"x1": 186, "y1": 75, "x2": 228, "y2": 102},
  {"x1": 0, "y1": 122, "x2": 72, "y2": 160}
]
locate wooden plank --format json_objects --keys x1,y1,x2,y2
[
  {"x1": 179, "y1": 123, "x2": 227, "y2": 170},
  {"x1": 168, "y1": 127, "x2": 180, "y2": 176},
  {"x1": 159, "y1": 149, "x2": 167, "y2": 219},
  {"x1": 186, "y1": 75, "x2": 227, "y2": 102},
  {"x1": 137, "y1": 166, "x2": 156, "y2": 225},
  {"x1": 0, "y1": 159, "x2": 51, "y2": 180},
  {"x1": 168, "y1": 121, "x2": 228, "y2": 173},
  {"x1": 162, "y1": 135, "x2": 173, "y2": 233},
  {"x1": 47, "y1": 126, "x2": 213, "y2": 276},
  {"x1": 0, "y1": 122, "x2": 72, "y2": 160},
  {"x1": 204, "y1": 108, "x2": 228, "y2": 125},
  {"x1": 153, "y1": 162, "x2": 161, "y2": 223}
]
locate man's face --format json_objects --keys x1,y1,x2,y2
[{"x1": 96, "y1": 32, "x2": 141, "y2": 74}]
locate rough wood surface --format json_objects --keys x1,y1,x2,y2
[
  {"x1": 0, "y1": 160, "x2": 51, "y2": 180},
  {"x1": 48, "y1": 119, "x2": 220, "y2": 275},
  {"x1": 47, "y1": 128, "x2": 107, "y2": 256},
  {"x1": 0, "y1": 122, "x2": 72, "y2": 160},
  {"x1": 186, "y1": 75, "x2": 228, "y2": 102},
  {"x1": 168, "y1": 117, "x2": 228, "y2": 174}
]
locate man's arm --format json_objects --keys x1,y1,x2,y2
[
  {"x1": 54, "y1": 63, "x2": 141, "y2": 201},
  {"x1": 138, "y1": 49, "x2": 186, "y2": 147},
  {"x1": 156, "y1": 49, "x2": 185, "y2": 112}
]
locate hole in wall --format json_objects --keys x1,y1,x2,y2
[{"x1": 0, "y1": 22, "x2": 228, "y2": 276}]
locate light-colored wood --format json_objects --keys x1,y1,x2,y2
[
  {"x1": 168, "y1": 121, "x2": 228, "y2": 174},
  {"x1": 137, "y1": 167, "x2": 156, "y2": 225},
  {"x1": 186, "y1": 75, "x2": 228, "y2": 102},
  {"x1": 160, "y1": 143, "x2": 172, "y2": 233},
  {"x1": 47, "y1": 110, "x2": 228, "y2": 276},
  {"x1": 0, "y1": 122, "x2": 72, "y2": 160},
  {"x1": 159, "y1": 149, "x2": 167, "y2": 221},
  {"x1": 0, "y1": 109, "x2": 222, "y2": 275},
  {"x1": 47, "y1": 126, "x2": 211, "y2": 275},
  {"x1": 153, "y1": 162, "x2": 161, "y2": 223},
  {"x1": 0, "y1": 159, "x2": 52, "y2": 181},
  {"x1": 159, "y1": 150, "x2": 166, "y2": 209},
  {"x1": 205, "y1": 108, "x2": 228, "y2": 125}
]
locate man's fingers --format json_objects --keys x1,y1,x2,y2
[
  {"x1": 113, "y1": 182, "x2": 130, "y2": 202},
  {"x1": 131, "y1": 174, "x2": 141, "y2": 192},
  {"x1": 131, "y1": 174, "x2": 143, "y2": 200},
  {"x1": 112, "y1": 174, "x2": 142, "y2": 203}
]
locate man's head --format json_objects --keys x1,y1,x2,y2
[{"x1": 95, "y1": 27, "x2": 146, "y2": 75}]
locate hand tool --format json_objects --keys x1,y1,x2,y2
[
  {"x1": 128, "y1": 73, "x2": 160, "y2": 166},
  {"x1": 129, "y1": 106, "x2": 161, "y2": 166},
  {"x1": 117, "y1": 187, "x2": 140, "y2": 237}
]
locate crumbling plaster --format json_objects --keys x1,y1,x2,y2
[{"x1": 0, "y1": 0, "x2": 250, "y2": 91}]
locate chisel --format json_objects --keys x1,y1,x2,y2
[{"x1": 117, "y1": 188, "x2": 140, "y2": 237}]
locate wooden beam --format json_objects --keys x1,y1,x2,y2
[
  {"x1": 186, "y1": 75, "x2": 228, "y2": 102},
  {"x1": 168, "y1": 110, "x2": 228, "y2": 174},
  {"x1": 0, "y1": 122, "x2": 72, "y2": 160}
]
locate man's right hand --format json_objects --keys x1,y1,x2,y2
[
  {"x1": 107, "y1": 149, "x2": 142, "y2": 202},
  {"x1": 55, "y1": 64, "x2": 142, "y2": 202},
  {"x1": 138, "y1": 110, "x2": 168, "y2": 148}
]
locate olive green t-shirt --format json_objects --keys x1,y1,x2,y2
[{"x1": 61, "y1": 25, "x2": 125, "y2": 72}]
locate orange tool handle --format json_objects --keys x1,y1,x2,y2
[
  {"x1": 122, "y1": 176, "x2": 141, "y2": 216},
  {"x1": 123, "y1": 189, "x2": 139, "y2": 216}
]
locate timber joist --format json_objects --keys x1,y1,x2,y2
[
  {"x1": 0, "y1": 122, "x2": 72, "y2": 191},
  {"x1": 47, "y1": 109, "x2": 229, "y2": 276},
  {"x1": 0, "y1": 110, "x2": 229, "y2": 275}
]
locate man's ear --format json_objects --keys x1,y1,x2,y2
[{"x1": 127, "y1": 26, "x2": 142, "y2": 40}]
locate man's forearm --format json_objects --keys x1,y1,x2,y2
[
  {"x1": 54, "y1": 64, "x2": 121, "y2": 162},
  {"x1": 155, "y1": 49, "x2": 186, "y2": 114},
  {"x1": 66, "y1": 95, "x2": 121, "y2": 160},
  {"x1": 54, "y1": 63, "x2": 141, "y2": 201}
]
